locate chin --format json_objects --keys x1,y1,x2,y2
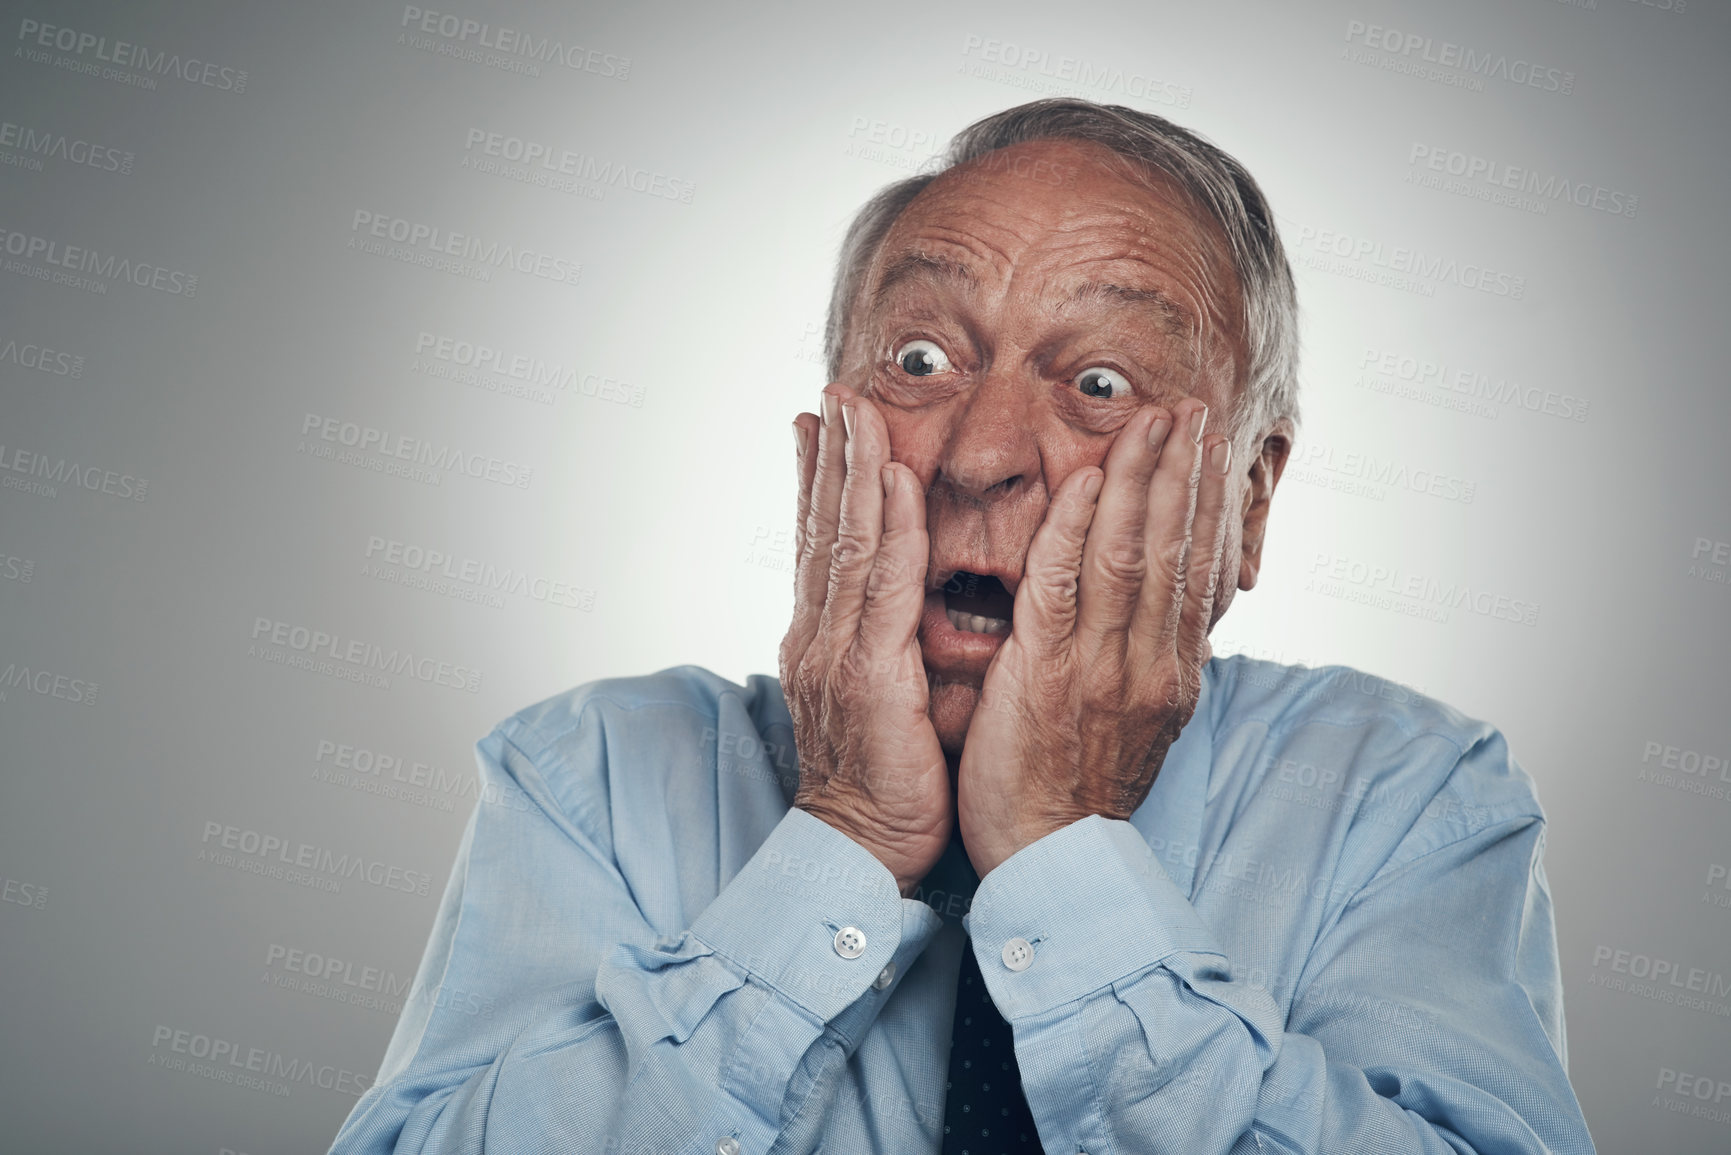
[{"x1": 928, "y1": 678, "x2": 981, "y2": 760}]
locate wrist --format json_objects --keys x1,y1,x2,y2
[
  {"x1": 794, "y1": 799, "x2": 935, "y2": 896},
  {"x1": 964, "y1": 812, "x2": 1076, "y2": 879}
]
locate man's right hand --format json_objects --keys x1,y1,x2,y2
[{"x1": 782, "y1": 384, "x2": 951, "y2": 896}]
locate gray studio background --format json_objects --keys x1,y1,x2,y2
[{"x1": 1, "y1": 0, "x2": 1727, "y2": 1151}]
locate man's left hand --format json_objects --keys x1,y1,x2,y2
[{"x1": 956, "y1": 398, "x2": 1234, "y2": 879}]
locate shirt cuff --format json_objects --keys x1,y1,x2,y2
[
  {"x1": 690, "y1": 806, "x2": 944, "y2": 1024},
  {"x1": 963, "y1": 814, "x2": 1223, "y2": 1020}
]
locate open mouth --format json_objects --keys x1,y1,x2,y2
[{"x1": 942, "y1": 571, "x2": 1014, "y2": 636}]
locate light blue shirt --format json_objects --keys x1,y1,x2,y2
[{"x1": 330, "y1": 657, "x2": 1594, "y2": 1154}]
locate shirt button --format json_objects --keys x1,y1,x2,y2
[
  {"x1": 872, "y1": 961, "x2": 897, "y2": 990},
  {"x1": 833, "y1": 926, "x2": 867, "y2": 959},
  {"x1": 716, "y1": 1138, "x2": 740, "y2": 1155},
  {"x1": 1001, "y1": 937, "x2": 1034, "y2": 972}
]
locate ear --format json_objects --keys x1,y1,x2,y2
[{"x1": 1237, "y1": 421, "x2": 1293, "y2": 592}]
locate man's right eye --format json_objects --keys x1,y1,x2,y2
[{"x1": 892, "y1": 339, "x2": 953, "y2": 377}]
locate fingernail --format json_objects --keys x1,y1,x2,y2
[
  {"x1": 1081, "y1": 471, "x2": 1104, "y2": 501},
  {"x1": 1146, "y1": 411, "x2": 1171, "y2": 450},
  {"x1": 1189, "y1": 405, "x2": 1208, "y2": 443},
  {"x1": 793, "y1": 420, "x2": 808, "y2": 456},
  {"x1": 841, "y1": 401, "x2": 857, "y2": 439},
  {"x1": 821, "y1": 390, "x2": 839, "y2": 426},
  {"x1": 1209, "y1": 438, "x2": 1232, "y2": 475},
  {"x1": 881, "y1": 464, "x2": 896, "y2": 497}
]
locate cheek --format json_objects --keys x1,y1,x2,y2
[
  {"x1": 1217, "y1": 490, "x2": 1252, "y2": 600},
  {"x1": 1220, "y1": 518, "x2": 1246, "y2": 583},
  {"x1": 882, "y1": 413, "x2": 943, "y2": 481},
  {"x1": 1039, "y1": 434, "x2": 1112, "y2": 497}
]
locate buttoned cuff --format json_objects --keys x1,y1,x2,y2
[
  {"x1": 690, "y1": 806, "x2": 944, "y2": 1024},
  {"x1": 963, "y1": 814, "x2": 1223, "y2": 1020}
]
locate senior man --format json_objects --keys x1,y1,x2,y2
[{"x1": 332, "y1": 99, "x2": 1594, "y2": 1155}]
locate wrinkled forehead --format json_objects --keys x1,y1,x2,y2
[{"x1": 863, "y1": 138, "x2": 1245, "y2": 360}]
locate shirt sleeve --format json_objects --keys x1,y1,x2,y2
[
  {"x1": 962, "y1": 749, "x2": 1595, "y2": 1154},
  {"x1": 328, "y1": 714, "x2": 944, "y2": 1155}
]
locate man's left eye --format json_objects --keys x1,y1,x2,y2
[{"x1": 1074, "y1": 367, "x2": 1130, "y2": 399}]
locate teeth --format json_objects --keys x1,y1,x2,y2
[{"x1": 945, "y1": 607, "x2": 1010, "y2": 637}]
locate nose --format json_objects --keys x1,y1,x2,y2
[{"x1": 931, "y1": 372, "x2": 1042, "y2": 508}]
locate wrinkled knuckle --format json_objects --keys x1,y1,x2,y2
[
  {"x1": 795, "y1": 539, "x2": 824, "y2": 580},
  {"x1": 834, "y1": 645, "x2": 877, "y2": 689},
  {"x1": 1151, "y1": 668, "x2": 1198, "y2": 715},
  {"x1": 803, "y1": 507, "x2": 835, "y2": 548},
  {"x1": 861, "y1": 559, "x2": 896, "y2": 604},
  {"x1": 828, "y1": 531, "x2": 873, "y2": 575},
  {"x1": 792, "y1": 658, "x2": 828, "y2": 703},
  {"x1": 1095, "y1": 541, "x2": 1147, "y2": 585},
  {"x1": 1031, "y1": 567, "x2": 1079, "y2": 606},
  {"x1": 1151, "y1": 539, "x2": 1189, "y2": 586}
]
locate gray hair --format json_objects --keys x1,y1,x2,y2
[{"x1": 824, "y1": 98, "x2": 1300, "y2": 439}]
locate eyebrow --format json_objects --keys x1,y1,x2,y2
[
  {"x1": 870, "y1": 251, "x2": 979, "y2": 310},
  {"x1": 1067, "y1": 280, "x2": 1191, "y2": 338}
]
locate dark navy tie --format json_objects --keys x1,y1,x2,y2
[{"x1": 941, "y1": 937, "x2": 1041, "y2": 1153}]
